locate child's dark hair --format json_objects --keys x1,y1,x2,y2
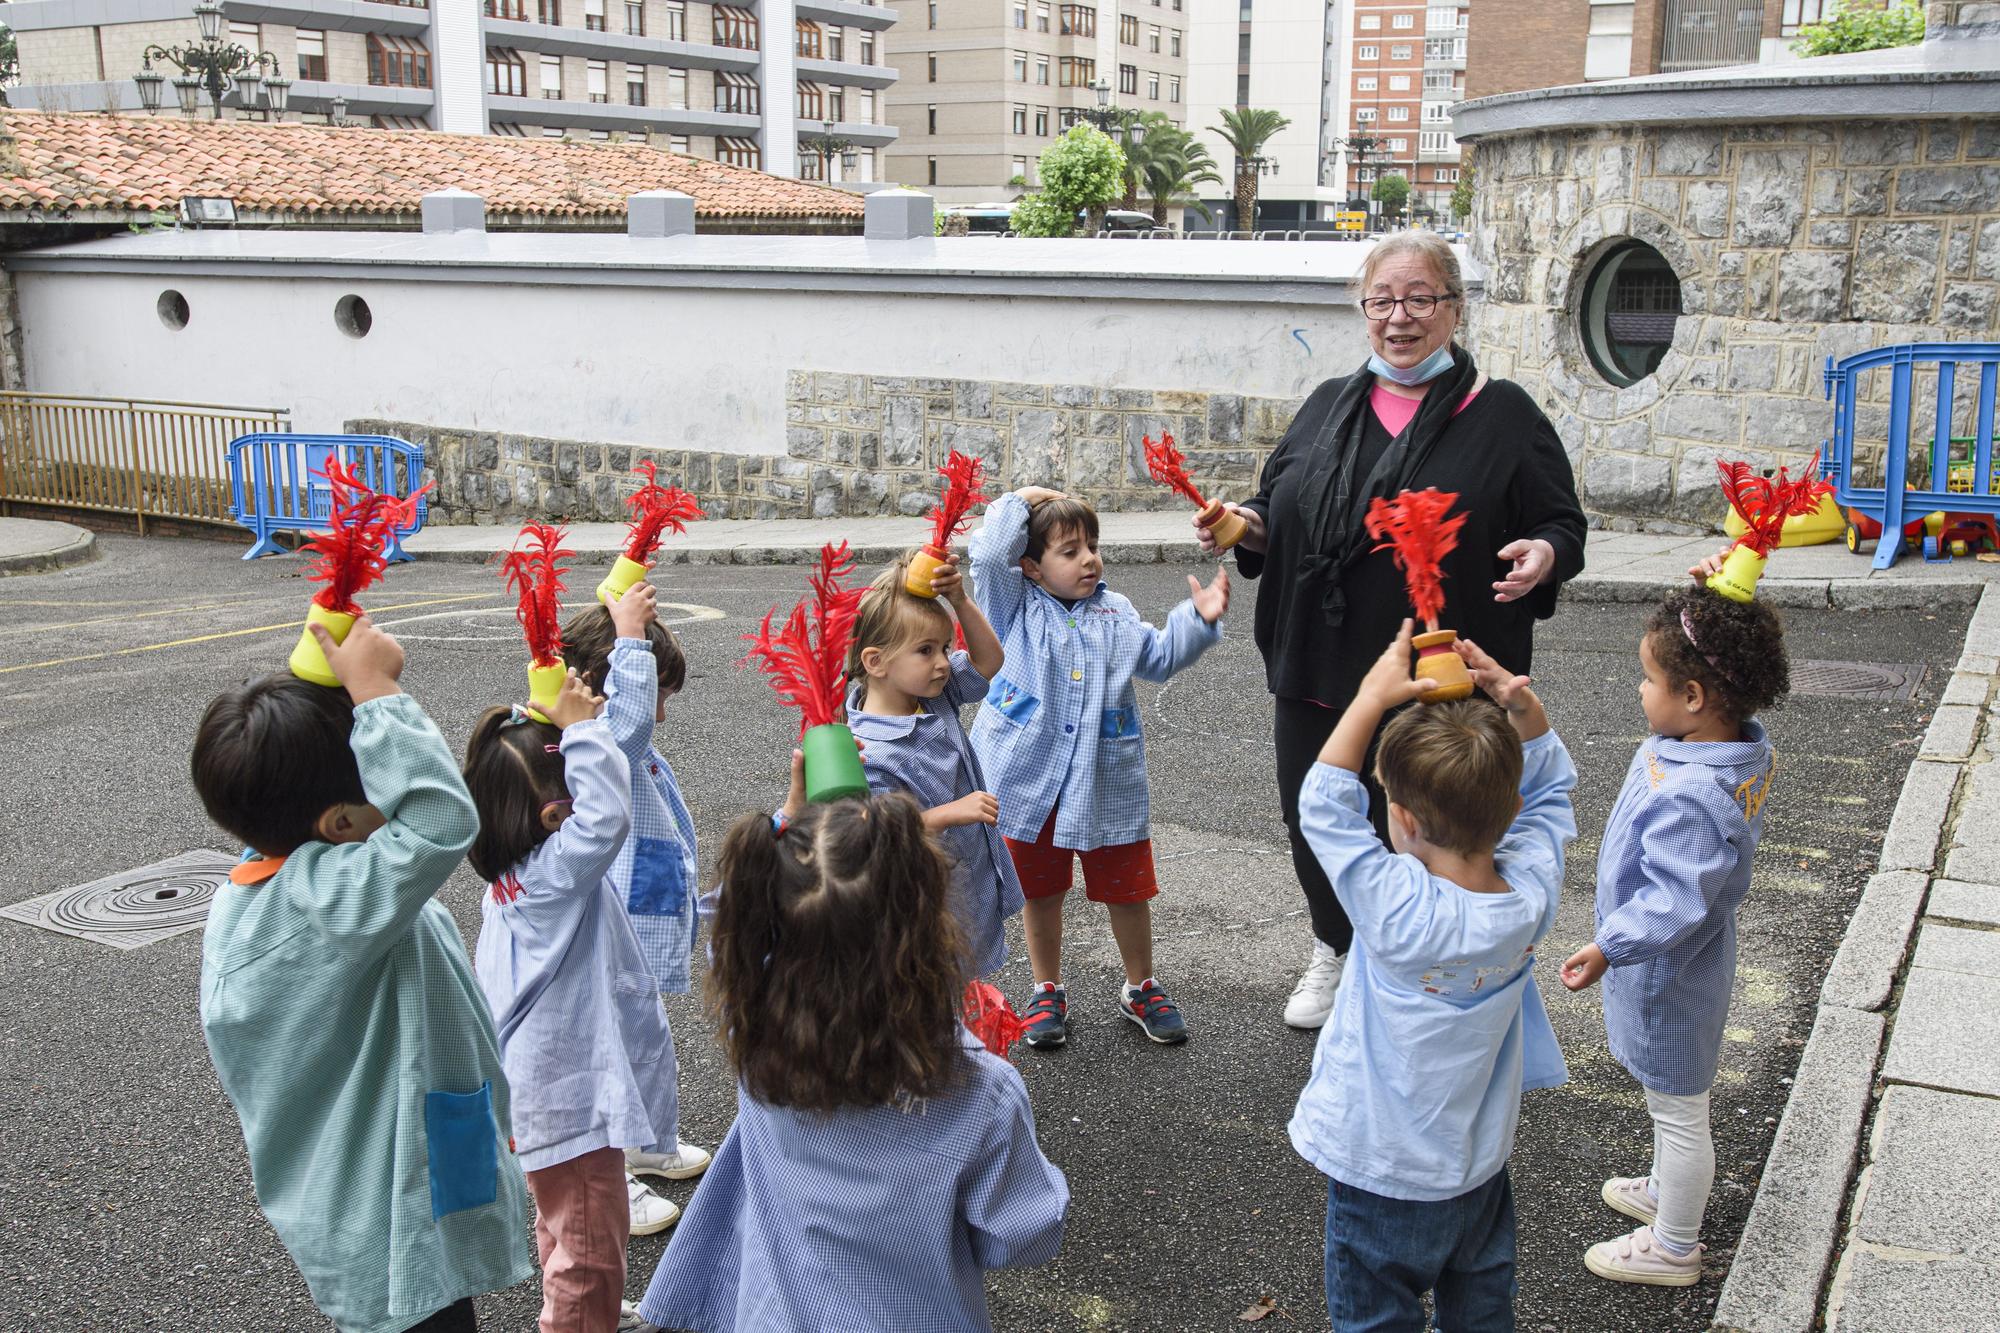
[
  {"x1": 560, "y1": 604, "x2": 687, "y2": 696},
  {"x1": 191, "y1": 674, "x2": 368, "y2": 855},
  {"x1": 1375, "y1": 699, "x2": 1525, "y2": 856},
  {"x1": 1025, "y1": 496, "x2": 1099, "y2": 561},
  {"x1": 1647, "y1": 585, "x2": 1789, "y2": 721},
  {"x1": 708, "y1": 794, "x2": 968, "y2": 1112},
  {"x1": 462, "y1": 707, "x2": 569, "y2": 881},
  {"x1": 845, "y1": 557, "x2": 955, "y2": 677}
]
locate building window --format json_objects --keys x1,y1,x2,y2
[
  {"x1": 859, "y1": 30, "x2": 874, "y2": 63},
  {"x1": 1170, "y1": 28, "x2": 1181, "y2": 55},
  {"x1": 796, "y1": 19, "x2": 822, "y2": 57},
  {"x1": 1390, "y1": 43, "x2": 1413, "y2": 59},
  {"x1": 1168, "y1": 75, "x2": 1179, "y2": 102},
  {"x1": 826, "y1": 26, "x2": 844, "y2": 60},
  {"x1": 1357, "y1": 166, "x2": 1374, "y2": 181},
  {"x1": 586, "y1": 58, "x2": 607, "y2": 101},
  {"x1": 1357, "y1": 75, "x2": 1377, "y2": 90},
  {"x1": 927, "y1": 156, "x2": 938, "y2": 184},
  {"x1": 625, "y1": 0, "x2": 643, "y2": 33},
  {"x1": 799, "y1": 151, "x2": 824, "y2": 181},
  {"x1": 589, "y1": 129, "x2": 609, "y2": 140},
  {"x1": 1359, "y1": 13, "x2": 1380, "y2": 28},
  {"x1": 1012, "y1": 1, "x2": 1027, "y2": 27},
  {"x1": 1427, "y1": 6, "x2": 1463, "y2": 28},
  {"x1": 627, "y1": 68, "x2": 646, "y2": 103},
  {"x1": 540, "y1": 53, "x2": 562, "y2": 97},
  {"x1": 1392, "y1": 12, "x2": 1414, "y2": 27},
  {"x1": 584, "y1": 0, "x2": 605, "y2": 29},
  {"x1": 1146, "y1": 70, "x2": 1158, "y2": 98},
  {"x1": 667, "y1": 68, "x2": 687, "y2": 107},
  {"x1": 1389, "y1": 73, "x2": 1409, "y2": 90},
  {"x1": 1423, "y1": 36, "x2": 1462, "y2": 59},
  {"x1": 1013, "y1": 154, "x2": 1029, "y2": 182},
  {"x1": 717, "y1": 136, "x2": 761, "y2": 169},
  {"x1": 1423, "y1": 102, "x2": 1450, "y2": 123},
  {"x1": 1060, "y1": 4, "x2": 1095, "y2": 35},
  {"x1": 1387, "y1": 105, "x2": 1408, "y2": 121},
  {"x1": 827, "y1": 85, "x2": 844, "y2": 119},
  {"x1": 1357, "y1": 44, "x2": 1378, "y2": 60},
  {"x1": 928, "y1": 0, "x2": 937, "y2": 27},
  {"x1": 1013, "y1": 50, "x2": 1028, "y2": 81},
  {"x1": 296, "y1": 29, "x2": 327, "y2": 81},
  {"x1": 1119, "y1": 13, "x2": 1139, "y2": 43},
  {"x1": 1034, "y1": 106, "x2": 1048, "y2": 134},
  {"x1": 367, "y1": 35, "x2": 431, "y2": 88},
  {"x1": 713, "y1": 6, "x2": 759, "y2": 49},
  {"x1": 1147, "y1": 23, "x2": 1161, "y2": 50},
  {"x1": 229, "y1": 20, "x2": 259, "y2": 48},
  {"x1": 1581, "y1": 239, "x2": 1682, "y2": 386},
  {"x1": 487, "y1": 47, "x2": 527, "y2": 96},
  {"x1": 1388, "y1": 137, "x2": 1408, "y2": 152},
  {"x1": 797, "y1": 81, "x2": 823, "y2": 119},
  {"x1": 664, "y1": 0, "x2": 685, "y2": 39},
  {"x1": 1118, "y1": 63, "x2": 1137, "y2": 94},
  {"x1": 1355, "y1": 106, "x2": 1377, "y2": 122},
  {"x1": 1037, "y1": 1, "x2": 1051, "y2": 31},
  {"x1": 670, "y1": 134, "x2": 689, "y2": 152},
  {"x1": 1419, "y1": 130, "x2": 1451, "y2": 152},
  {"x1": 543, "y1": 126, "x2": 566, "y2": 137},
  {"x1": 1425, "y1": 69, "x2": 1456, "y2": 90},
  {"x1": 928, "y1": 103, "x2": 938, "y2": 132},
  {"x1": 1035, "y1": 54, "x2": 1049, "y2": 83},
  {"x1": 1013, "y1": 103, "x2": 1027, "y2": 134},
  {"x1": 1058, "y1": 107, "x2": 1081, "y2": 129},
  {"x1": 537, "y1": 0, "x2": 559, "y2": 22},
  {"x1": 1060, "y1": 56, "x2": 1095, "y2": 86},
  {"x1": 716, "y1": 71, "x2": 759, "y2": 113},
  {"x1": 858, "y1": 88, "x2": 875, "y2": 121},
  {"x1": 929, "y1": 52, "x2": 938, "y2": 80}
]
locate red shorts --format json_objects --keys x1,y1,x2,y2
[{"x1": 1005, "y1": 810, "x2": 1159, "y2": 905}]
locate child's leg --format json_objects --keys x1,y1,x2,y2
[
  {"x1": 1646, "y1": 1086, "x2": 1715, "y2": 1254},
  {"x1": 1104, "y1": 901, "x2": 1153, "y2": 986},
  {"x1": 1023, "y1": 895, "x2": 1066, "y2": 985},
  {"x1": 1079, "y1": 838, "x2": 1161, "y2": 986},
  {"x1": 1433, "y1": 1167, "x2": 1518, "y2": 1333},
  {"x1": 1323, "y1": 1176, "x2": 1450, "y2": 1331},
  {"x1": 404, "y1": 1298, "x2": 477, "y2": 1332},
  {"x1": 526, "y1": 1146, "x2": 629, "y2": 1333}
]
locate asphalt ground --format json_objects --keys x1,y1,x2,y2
[{"x1": 0, "y1": 535, "x2": 1964, "y2": 1333}]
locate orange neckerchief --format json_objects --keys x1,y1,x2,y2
[{"x1": 229, "y1": 855, "x2": 289, "y2": 886}]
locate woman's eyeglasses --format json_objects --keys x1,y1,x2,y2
[{"x1": 1360, "y1": 294, "x2": 1456, "y2": 321}]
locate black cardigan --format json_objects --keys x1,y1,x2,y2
[{"x1": 1236, "y1": 375, "x2": 1587, "y2": 709}]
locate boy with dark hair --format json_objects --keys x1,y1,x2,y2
[
  {"x1": 191, "y1": 616, "x2": 531, "y2": 1333},
  {"x1": 1288, "y1": 622, "x2": 1576, "y2": 1331}
]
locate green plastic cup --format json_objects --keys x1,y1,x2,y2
[{"x1": 801, "y1": 723, "x2": 869, "y2": 804}]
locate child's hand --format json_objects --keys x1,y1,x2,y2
[
  {"x1": 1560, "y1": 943, "x2": 1609, "y2": 992},
  {"x1": 1452, "y1": 637, "x2": 1537, "y2": 714},
  {"x1": 1355, "y1": 621, "x2": 1439, "y2": 710},
  {"x1": 543, "y1": 668, "x2": 605, "y2": 729},
  {"x1": 311, "y1": 614, "x2": 403, "y2": 704},
  {"x1": 609, "y1": 579, "x2": 658, "y2": 639},
  {"x1": 1189, "y1": 565, "x2": 1231, "y2": 624},
  {"x1": 928, "y1": 551, "x2": 966, "y2": 603},
  {"x1": 1686, "y1": 546, "x2": 1731, "y2": 582},
  {"x1": 934, "y1": 791, "x2": 999, "y2": 828},
  {"x1": 781, "y1": 747, "x2": 807, "y2": 822},
  {"x1": 1015, "y1": 486, "x2": 1067, "y2": 508}
]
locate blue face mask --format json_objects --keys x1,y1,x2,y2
[{"x1": 1368, "y1": 343, "x2": 1457, "y2": 386}]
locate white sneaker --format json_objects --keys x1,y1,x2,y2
[
  {"x1": 618, "y1": 1300, "x2": 648, "y2": 1331},
  {"x1": 626, "y1": 1140, "x2": 712, "y2": 1182},
  {"x1": 626, "y1": 1173, "x2": 681, "y2": 1236},
  {"x1": 1283, "y1": 941, "x2": 1344, "y2": 1029},
  {"x1": 1584, "y1": 1224, "x2": 1703, "y2": 1287}
]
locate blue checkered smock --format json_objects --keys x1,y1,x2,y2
[
  {"x1": 637, "y1": 1028, "x2": 1070, "y2": 1332},
  {"x1": 1594, "y1": 721, "x2": 1773, "y2": 1097},
  {"x1": 967, "y1": 492, "x2": 1222, "y2": 851},
  {"x1": 606, "y1": 639, "x2": 701, "y2": 995}
]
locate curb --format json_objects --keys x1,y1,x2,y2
[{"x1": 0, "y1": 525, "x2": 96, "y2": 577}]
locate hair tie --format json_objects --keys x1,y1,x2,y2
[
  {"x1": 1680, "y1": 608, "x2": 1743, "y2": 689},
  {"x1": 502, "y1": 703, "x2": 536, "y2": 728}
]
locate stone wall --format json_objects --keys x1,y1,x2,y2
[
  {"x1": 1464, "y1": 115, "x2": 2000, "y2": 529},
  {"x1": 354, "y1": 374, "x2": 1306, "y2": 525}
]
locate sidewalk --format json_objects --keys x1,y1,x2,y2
[
  {"x1": 405, "y1": 518, "x2": 2000, "y2": 609},
  {"x1": 0, "y1": 516, "x2": 95, "y2": 575}
]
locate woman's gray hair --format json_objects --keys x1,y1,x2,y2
[{"x1": 1356, "y1": 230, "x2": 1467, "y2": 304}]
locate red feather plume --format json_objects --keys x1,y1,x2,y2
[
  {"x1": 1717, "y1": 452, "x2": 1833, "y2": 558},
  {"x1": 500, "y1": 523, "x2": 574, "y2": 668},
  {"x1": 621, "y1": 459, "x2": 705, "y2": 564},
  {"x1": 925, "y1": 450, "x2": 990, "y2": 551},
  {"x1": 739, "y1": 542, "x2": 866, "y2": 733},
  {"x1": 961, "y1": 981, "x2": 1027, "y2": 1058},
  {"x1": 1143, "y1": 432, "x2": 1210, "y2": 510},
  {"x1": 1363, "y1": 488, "x2": 1467, "y2": 630},
  {"x1": 302, "y1": 459, "x2": 432, "y2": 615}
]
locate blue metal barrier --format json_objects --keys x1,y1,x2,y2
[
  {"x1": 1820, "y1": 342, "x2": 2000, "y2": 570},
  {"x1": 227, "y1": 433, "x2": 429, "y2": 561}
]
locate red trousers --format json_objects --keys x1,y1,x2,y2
[{"x1": 526, "y1": 1145, "x2": 628, "y2": 1333}]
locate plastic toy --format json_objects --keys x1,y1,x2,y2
[
  {"x1": 1364, "y1": 488, "x2": 1473, "y2": 703},
  {"x1": 1143, "y1": 431, "x2": 1248, "y2": 551},
  {"x1": 906, "y1": 450, "x2": 989, "y2": 598},
  {"x1": 961, "y1": 981, "x2": 1027, "y2": 1058},
  {"x1": 741, "y1": 543, "x2": 869, "y2": 803},
  {"x1": 500, "y1": 522, "x2": 574, "y2": 723},
  {"x1": 288, "y1": 459, "x2": 431, "y2": 686},
  {"x1": 1709, "y1": 454, "x2": 1834, "y2": 602},
  {"x1": 597, "y1": 460, "x2": 704, "y2": 605}
]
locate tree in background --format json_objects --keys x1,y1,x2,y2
[
  {"x1": 1010, "y1": 125, "x2": 1125, "y2": 237},
  {"x1": 0, "y1": 24, "x2": 17, "y2": 101},
  {"x1": 1142, "y1": 130, "x2": 1223, "y2": 228},
  {"x1": 1792, "y1": 0, "x2": 1923, "y2": 55},
  {"x1": 1112, "y1": 111, "x2": 1174, "y2": 210},
  {"x1": 1449, "y1": 164, "x2": 1475, "y2": 223},
  {"x1": 1371, "y1": 173, "x2": 1411, "y2": 224},
  {"x1": 1210, "y1": 107, "x2": 1292, "y2": 232}
]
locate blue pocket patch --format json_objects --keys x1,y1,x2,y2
[
  {"x1": 986, "y1": 675, "x2": 1041, "y2": 726},
  {"x1": 424, "y1": 1081, "x2": 499, "y2": 1221},
  {"x1": 1100, "y1": 705, "x2": 1140, "y2": 739},
  {"x1": 628, "y1": 836, "x2": 689, "y2": 917}
]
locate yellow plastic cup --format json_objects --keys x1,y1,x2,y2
[
  {"x1": 526, "y1": 661, "x2": 566, "y2": 724},
  {"x1": 905, "y1": 544, "x2": 951, "y2": 598},
  {"x1": 1195, "y1": 499, "x2": 1249, "y2": 552},
  {"x1": 1707, "y1": 546, "x2": 1767, "y2": 604},
  {"x1": 288, "y1": 603, "x2": 355, "y2": 687},
  {"x1": 596, "y1": 555, "x2": 649, "y2": 607},
  {"x1": 1412, "y1": 628, "x2": 1475, "y2": 703}
]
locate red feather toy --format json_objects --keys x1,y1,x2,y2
[
  {"x1": 741, "y1": 544, "x2": 871, "y2": 801},
  {"x1": 961, "y1": 981, "x2": 1027, "y2": 1059},
  {"x1": 1144, "y1": 432, "x2": 1249, "y2": 550},
  {"x1": 1716, "y1": 452, "x2": 1832, "y2": 558},
  {"x1": 303, "y1": 459, "x2": 431, "y2": 615},
  {"x1": 501, "y1": 523, "x2": 574, "y2": 669},
  {"x1": 621, "y1": 459, "x2": 705, "y2": 564},
  {"x1": 926, "y1": 451, "x2": 990, "y2": 550},
  {"x1": 1364, "y1": 488, "x2": 1466, "y2": 630}
]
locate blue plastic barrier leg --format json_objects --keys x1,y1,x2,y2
[{"x1": 241, "y1": 526, "x2": 285, "y2": 560}]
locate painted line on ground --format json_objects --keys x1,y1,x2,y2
[
  {"x1": 0, "y1": 597, "x2": 276, "y2": 637},
  {"x1": 377, "y1": 601, "x2": 727, "y2": 642}
]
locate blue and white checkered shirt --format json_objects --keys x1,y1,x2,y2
[
  {"x1": 967, "y1": 492, "x2": 1222, "y2": 851},
  {"x1": 606, "y1": 639, "x2": 701, "y2": 995},
  {"x1": 1594, "y1": 721, "x2": 1773, "y2": 1097},
  {"x1": 638, "y1": 1028, "x2": 1070, "y2": 1332}
]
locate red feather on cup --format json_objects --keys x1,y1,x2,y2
[
  {"x1": 1717, "y1": 452, "x2": 1832, "y2": 558},
  {"x1": 621, "y1": 459, "x2": 705, "y2": 565},
  {"x1": 303, "y1": 459, "x2": 431, "y2": 615},
  {"x1": 500, "y1": 523, "x2": 574, "y2": 668},
  {"x1": 961, "y1": 981, "x2": 1027, "y2": 1058},
  {"x1": 926, "y1": 451, "x2": 990, "y2": 550},
  {"x1": 1363, "y1": 488, "x2": 1466, "y2": 631},
  {"x1": 1142, "y1": 432, "x2": 1210, "y2": 509},
  {"x1": 740, "y1": 542, "x2": 866, "y2": 733}
]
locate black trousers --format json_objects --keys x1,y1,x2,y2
[
  {"x1": 1274, "y1": 695, "x2": 1393, "y2": 955},
  {"x1": 405, "y1": 1299, "x2": 477, "y2": 1333}
]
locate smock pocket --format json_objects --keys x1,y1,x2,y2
[
  {"x1": 627, "y1": 836, "x2": 689, "y2": 917},
  {"x1": 615, "y1": 970, "x2": 671, "y2": 1068},
  {"x1": 984, "y1": 675, "x2": 1041, "y2": 727},
  {"x1": 1099, "y1": 705, "x2": 1140, "y2": 740},
  {"x1": 424, "y1": 1081, "x2": 499, "y2": 1220}
]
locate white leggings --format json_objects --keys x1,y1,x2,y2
[{"x1": 1645, "y1": 1086, "x2": 1715, "y2": 1251}]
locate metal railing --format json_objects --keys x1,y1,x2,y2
[{"x1": 0, "y1": 392, "x2": 291, "y2": 533}]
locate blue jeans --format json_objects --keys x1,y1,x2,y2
[{"x1": 1324, "y1": 1169, "x2": 1516, "y2": 1333}]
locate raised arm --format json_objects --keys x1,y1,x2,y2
[
  {"x1": 1132, "y1": 596, "x2": 1224, "y2": 684},
  {"x1": 968, "y1": 491, "x2": 1034, "y2": 640},
  {"x1": 603, "y1": 638, "x2": 661, "y2": 766},
  {"x1": 529, "y1": 719, "x2": 634, "y2": 897}
]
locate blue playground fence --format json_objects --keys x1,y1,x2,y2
[
  {"x1": 1821, "y1": 342, "x2": 2000, "y2": 570},
  {"x1": 227, "y1": 433, "x2": 429, "y2": 561}
]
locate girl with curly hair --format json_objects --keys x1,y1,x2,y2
[
  {"x1": 1556, "y1": 569, "x2": 1789, "y2": 1290},
  {"x1": 637, "y1": 761, "x2": 1070, "y2": 1332}
]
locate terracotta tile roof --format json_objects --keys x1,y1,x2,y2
[{"x1": 0, "y1": 109, "x2": 865, "y2": 228}]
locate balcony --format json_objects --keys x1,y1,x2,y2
[
  {"x1": 223, "y1": 0, "x2": 432, "y2": 36},
  {"x1": 485, "y1": 92, "x2": 759, "y2": 136},
  {"x1": 816, "y1": 118, "x2": 899, "y2": 149},
  {"x1": 794, "y1": 0, "x2": 897, "y2": 30},
  {"x1": 794, "y1": 55, "x2": 896, "y2": 90},
  {"x1": 482, "y1": 17, "x2": 760, "y2": 72}
]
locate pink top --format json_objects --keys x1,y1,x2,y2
[{"x1": 1369, "y1": 381, "x2": 1483, "y2": 437}]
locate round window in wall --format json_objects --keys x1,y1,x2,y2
[
  {"x1": 1579, "y1": 240, "x2": 1682, "y2": 387},
  {"x1": 157, "y1": 289, "x2": 190, "y2": 331},
  {"x1": 335, "y1": 294, "x2": 373, "y2": 338}
]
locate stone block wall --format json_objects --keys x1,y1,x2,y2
[
  {"x1": 1465, "y1": 116, "x2": 2000, "y2": 529},
  {"x1": 354, "y1": 375, "x2": 1306, "y2": 525}
]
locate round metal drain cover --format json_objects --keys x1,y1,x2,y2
[
  {"x1": 0, "y1": 850, "x2": 236, "y2": 951},
  {"x1": 1789, "y1": 660, "x2": 1925, "y2": 702}
]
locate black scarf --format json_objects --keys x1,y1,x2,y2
[{"x1": 1295, "y1": 343, "x2": 1480, "y2": 626}]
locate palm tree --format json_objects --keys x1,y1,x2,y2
[
  {"x1": 1112, "y1": 111, "x2": 1174, "y2": 211},
  {"x1": 1141, "y1": 130, "x2": 1223, "y2": 228},
  {"x1": 1210, "y1": 107, "x2": 1292, "y2": 232}
]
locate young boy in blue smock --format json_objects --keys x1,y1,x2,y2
[{"x1": 1289, "y1": 623, "x2": 1575, "y2": 1331}]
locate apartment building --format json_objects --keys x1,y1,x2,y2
[
  {"x1": 4, "y1": 0, "x2": 899, "y2": 180},
  {"x1": 1465, "y1": 0, "x2": 1832, "y2": 100},
  {"x1": 884, "y1": 0, "x2": 1189, "y2": 204},
  {"x1": 1336, "y1": 0, "x2": 1465, "y2": 221}
]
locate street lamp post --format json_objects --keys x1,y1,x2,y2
[
  {"x1": 1332, "y1": 133, "x2": 1386, "y2": 229},
  {"x1": 798, "y1": 119, "x2": 856, "y2": 183},
  {"x1": 132, "y1": 0, "x2": 290, "y2": 120},
  {"x1": 1078, "y1": 76, "x2": 1131, "y2": 134}
]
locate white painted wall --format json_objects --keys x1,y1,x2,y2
[
  {"x1": 1188, "y1": 0, "x2": 1346, "y2": 219},
  {"x1": 431, "y1": 2, "x2": 488, "y2": 133}
]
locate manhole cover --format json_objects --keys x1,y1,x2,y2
[
  {"x1": 0, "y1": 849, "x2": 235, "y2": 950},
  {"x1": 1789, "y1": 660, "x2": 1926, "y2": 703}
]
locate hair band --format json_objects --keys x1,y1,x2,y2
[
  {"x1": 502, "y1": 703, "x2": 536, "y2": 728},
  {"x1": 1679, "y1": 608, "x2": 1744, "y2": 690}
]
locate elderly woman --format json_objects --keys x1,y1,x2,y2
[{"x1": 1196, "y1": 230, "x2": 1586, "y2": 1030}]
